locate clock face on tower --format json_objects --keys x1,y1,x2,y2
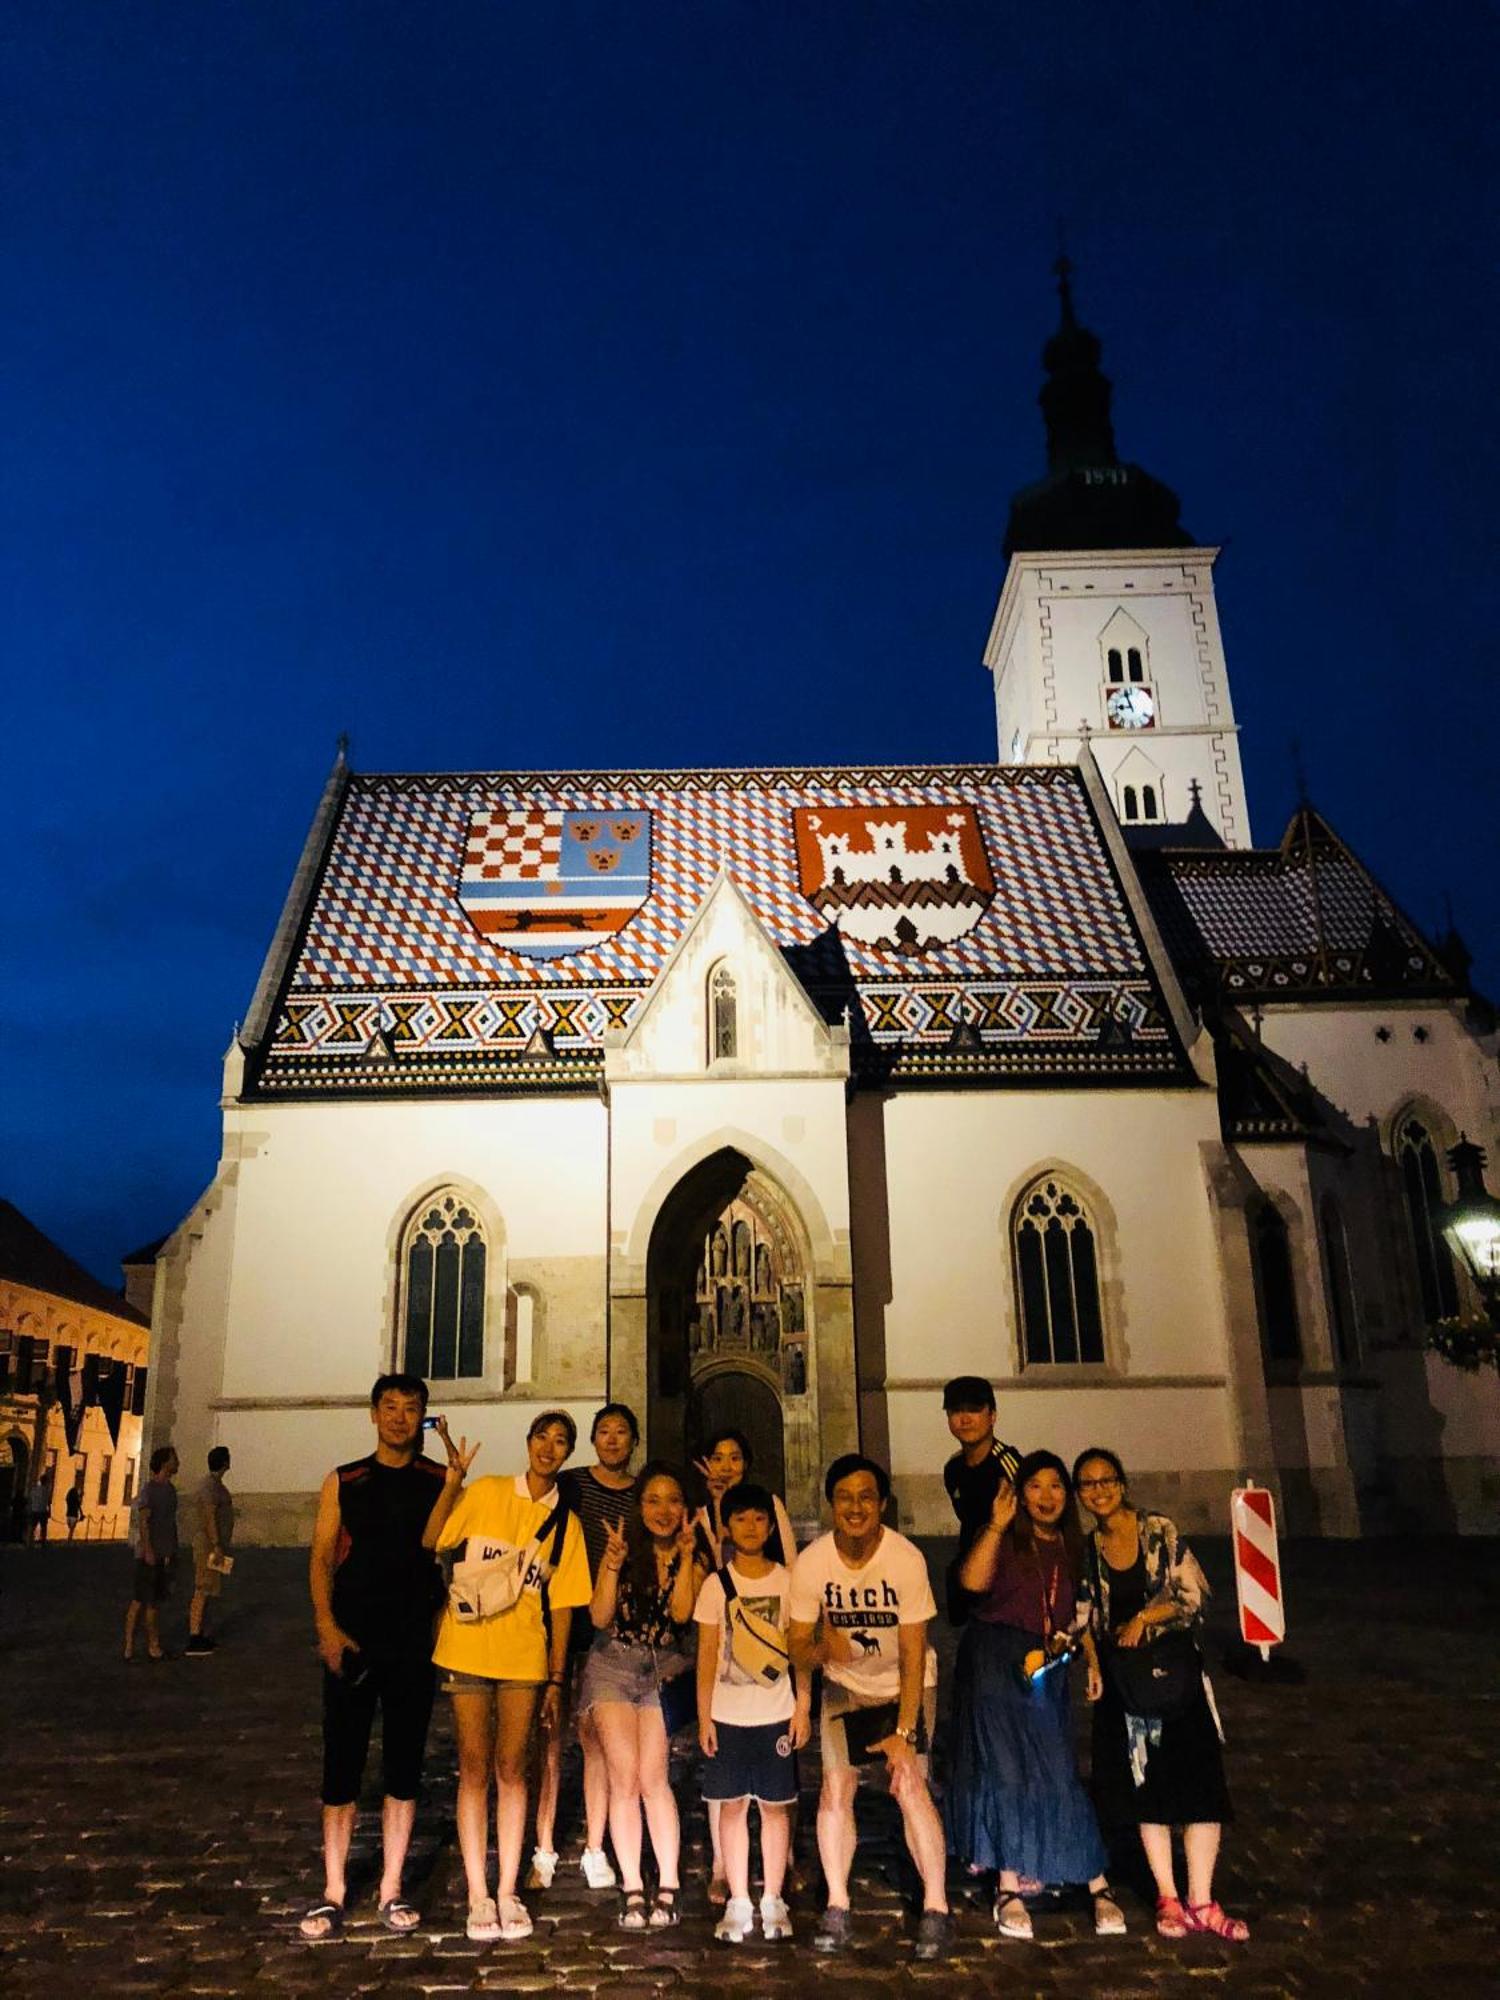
[{"x1": 1105, "y1": 684, "x2": 1156, "y2": 730}]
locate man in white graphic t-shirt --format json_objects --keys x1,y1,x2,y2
[{"x1": 789, "y1": 1454, "x2": 951, "y2": 1963}]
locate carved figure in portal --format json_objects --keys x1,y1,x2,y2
[
  {"x1": 784, "y1": 1342, "x2": 806, "y2": 1396},
  {"x1": 732, "y1": 1220, "x2": 752, "y2": 1278},
  {"x1": 755, "y1": 1243, "x2": 772, "y2": 1296},
  {"x1": 750, "y1": 1305, "x2": 767, "y2": 1353},
  {"x1": 782, "y1": 1285, "x2": 804, "y2": 1336},
  {"x1": 711, "y1": 1226, "x2": 729, "y2": 1278},
  {"x1": 722, "y1": 1284, "x2": 747, "y2": 1345}
]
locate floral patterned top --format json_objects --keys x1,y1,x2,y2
[{"x1": 1079, "y1": 1510, "x2": 1209, "y2": 1643}]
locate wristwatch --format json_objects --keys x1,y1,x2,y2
[{"x1": 894, "y1": 1724, "x2": 919, "y2": 1745}]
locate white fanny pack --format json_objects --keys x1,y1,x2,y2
[{"x1": 446, "y1": 1498, "x2": 573, "y2": 1624}]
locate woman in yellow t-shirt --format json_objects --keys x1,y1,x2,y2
[{"x1": 424, "y1": 1411, "x2": 591, "y2": 1944}]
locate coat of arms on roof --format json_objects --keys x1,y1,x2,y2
[
  {"x1": 792, "y1": 806, "x2": 994, "y2": 956},
  {"x1": 458, "y1": 807, "x2": 652, "y2": 957}
]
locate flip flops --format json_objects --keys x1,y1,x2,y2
[{"x1": 298, "y1": 1901, "x2": 344, "y2": 1942}]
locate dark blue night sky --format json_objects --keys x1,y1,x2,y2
[{"x1": 5, "y1": 3, "x2": 1497, "y2": 1281}]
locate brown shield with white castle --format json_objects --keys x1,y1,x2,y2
[{"x1": 793, "y1": 805, "x2": 994, "y2": 955}]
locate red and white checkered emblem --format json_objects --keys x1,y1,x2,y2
[{"x1": 1230, "y1": 1485, "x2": 1285, "y2": 1652}]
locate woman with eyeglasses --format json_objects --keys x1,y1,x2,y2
[{"x1": 1072, "y1": 1447, "x2": 1248, "y2": 1942}]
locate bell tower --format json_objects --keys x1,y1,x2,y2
[{"x1": 986, "y1": 262, "x2": 1252, "y2": 847}]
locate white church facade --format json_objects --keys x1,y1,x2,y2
[{"x1": 145, "y1": 272, "x2": 1500, "y2": 1542}]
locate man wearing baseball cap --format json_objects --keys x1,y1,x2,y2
[{"x1": 940, "y1": 1377, "x2": 1020, "y2": 1626}]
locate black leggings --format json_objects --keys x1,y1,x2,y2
[{"x1": 321, "y1": 1646, "x2": 436, "y2": 1806}]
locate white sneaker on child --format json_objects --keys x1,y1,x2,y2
[
  {"x1": 579, "y1": 1847, "x2": 617, "y2": 1890},
  {"x1": 715, "y1": 1896, "x2": 755, "y2": 1944},
  {"x1": 526, "y1": 1847, "x2": 558, "y2": 1890},
  {"x1": 759, "y1": 1893, "x2": 793, "y2": 1941}
]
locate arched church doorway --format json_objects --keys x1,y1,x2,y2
[
  {"x1": 690, "y1": 1368, "x2": 786, "y2": 1497},
  {"x1": 646, "y1": 1148, "x2": 818, "y2": 1522}
]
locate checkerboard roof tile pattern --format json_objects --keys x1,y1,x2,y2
[
  {"x1": 253, "y1": 763, "x2": 1189, "y2": 1090},
  {"x1": 291, "y1": 765, "x2": 1142, "y2": 987}
]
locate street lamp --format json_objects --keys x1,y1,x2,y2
[{"x1": 1438, "y1": 1137, "x2": 1500, "y2": 1303}]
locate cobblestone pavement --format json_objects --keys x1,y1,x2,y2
[{"x1": 1, "y1": 1535, "x2": 1496, "y2": 1999}]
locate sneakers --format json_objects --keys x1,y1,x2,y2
[
  {"x1": 759, "y1": 1892, "x2": 793, "y2": 1941},
  {"x1": 525, "y1": 1847, "x2": 558, "y2": 1891},
  {"x1": 715, "y1": 1896, "x2": 755, "y2": 1944},
  {"x1": 579, "y1": 1846, "x2": 617, "y2": 1890},
  {"x1": 813, "y1": 1905, "x2": 853, "y2": 1954},
  {"x1": 914, "y1": 1909, "x2": 954, "y2": 1961},
  {"x1": 184, "y1": 1634, "x2": 216, "y2": 1655}
]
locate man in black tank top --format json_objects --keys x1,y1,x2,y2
[{"x1": 299, "y1": 1373, "x2": 452, "y2": 1941}]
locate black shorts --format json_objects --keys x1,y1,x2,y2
[
  {"x1": 701, "y1": 1719, "x2": 800, "y2": 1806},
  {"x1": 132, "y1": 1557, "x2": 174, "y2": 1605},
  {"x1": 321, "y1": 1645, "x2": 437, "y2": 1807}
]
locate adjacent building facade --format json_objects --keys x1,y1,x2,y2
[
  {"x1": 145, "y1": 272, "x2": 1500, "y2": 1542},
  {"x1": 0, "y1": 1202, "x2": 151, "y2": 1541}
]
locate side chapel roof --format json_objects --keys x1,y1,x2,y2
[
  {"x1": 1135, "y1": 804, "x2": 1459, "y2": 1006},
  {"x1": 242, "y1": 760, "x2": 1198, "y2": 1098}
]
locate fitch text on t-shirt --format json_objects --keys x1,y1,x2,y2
[{"x1": 822, "y1": 1578, "x2": 900, "y2": 1619}]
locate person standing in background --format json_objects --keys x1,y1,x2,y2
[
  {"x1": 186, "y1": 1446, "x2": 234, "y2": 1656},
  {"x1": 123, "y1": 1446, "x2": 179, "y2": 1662}
]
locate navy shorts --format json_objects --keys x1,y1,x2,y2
[{"x1": 702, "y1": 1718, "x2": 799, "y2": 1806}]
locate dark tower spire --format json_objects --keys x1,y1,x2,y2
[{"x1": 1005, "y1": 265, "x2": 1191, "y2": 556}]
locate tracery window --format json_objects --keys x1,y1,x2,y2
[
  {"x1": 1013, "y1": 1175, "x2": 1106, "y2": 1366},
  {"x1": 1252, "y1": 1200, "x2": 1302, "y2": 1366},
  {"x1": 710, "y1": 962, "x2": 738, "y2": 1062},
  {"x1": 1394, "y1": 1116, "x2": 1460, "y2": 1321},
  {"x1": 401, "y1": 1191, "x2": 486, "y2": 1379}
]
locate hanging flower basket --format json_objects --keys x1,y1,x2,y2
[{"x1": 1425, "y1": 1315, "x2": 1500, "y2": 1374}]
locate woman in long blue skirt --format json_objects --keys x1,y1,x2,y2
[{"x1": 943, "y1": 1449, "x2": 1125, "y2": 1942}]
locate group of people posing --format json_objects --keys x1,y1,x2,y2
[{"x1": 296, "y1": 1369, "x2": 1248, "y2": 1957}]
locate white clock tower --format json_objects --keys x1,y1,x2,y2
[{"x1": 986, "y1": 264, "x2": 1251, "y2": 848}]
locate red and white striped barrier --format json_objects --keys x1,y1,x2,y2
[{"x1": 1230, "y1": 1483, "x2": 1285, "y2": 1661}]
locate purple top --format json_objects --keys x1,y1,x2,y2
[{"x1": 975, "y1": 1535, "x2": 1076, "y2": 1638}]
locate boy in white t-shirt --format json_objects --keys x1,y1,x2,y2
[{"x1": 694, "y1": 1482, "x2": 809, "y2": 1946}]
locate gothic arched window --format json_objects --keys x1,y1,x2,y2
[
  {"x1": 1122, "y1": 785, "x2": 1138, "y2": 822},
  {"x1": 1127, "y1": 646, "x2": 1144, "y2": 683},
  {"x1": 1394, "y1": 1116, "x2": 1460, "y2": 1321},
  {"x1": 402, "y1": 1191, "x2": 486, "y2": 1379},
  {"x1": 1251, "y1": 1200, "x2": 1302, "y2": 1366},
  {"x1": 1107, "y1": 647, "x2": 1124, "y2": 683},
  {"x1": 1320, "y1": 1196, "x2": 1360, "y2": 1366},
  {"x1": 1013, "y1": 1175, "x2": 1106, "y2": 1366},
  {"x1": 1142, "y1": 784, "x2": 1159, "y2": 821},
  {"x1": 709, "y1": 962, "x2": 737, "y2": 1062}
]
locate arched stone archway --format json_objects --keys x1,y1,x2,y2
[{"x1": 643, "y1": 1148, "x2": 825, "y2": 1521}]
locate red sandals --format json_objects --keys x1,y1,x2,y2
[
  {"x1": 1185, "y1": 1900, "x2": 1250, "y2": 1941},
  {"x1": 1155, "y1": 1896, "x2": 1189, "y2": 1938}
]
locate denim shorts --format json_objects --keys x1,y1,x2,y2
[{"x1": 579, "y1": 1633, "x2": 693, "y2": 1712}]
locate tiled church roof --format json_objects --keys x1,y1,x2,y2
[
  {"x1": 245, "y1": 761, "x2": 1195, "y2": 1096},
  {"x1": 1136, "y1": 806, "x2": 1457, "y2": 1004}
]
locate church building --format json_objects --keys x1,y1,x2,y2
[{"x1": 146, "y1": 270, "x2": 1500, "y2": 1542}]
